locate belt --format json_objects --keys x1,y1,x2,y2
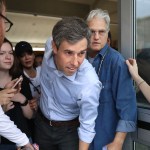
[{"x1": 38, "y1": 109, "x2": 79, "y2": 127}]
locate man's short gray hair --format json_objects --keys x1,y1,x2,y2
[{"x1": 86, "y1": 8, "x2": 110, "y2": 31}]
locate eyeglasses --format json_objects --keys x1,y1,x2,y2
[
  {"x1": 91, "y1": 29, "x2": 108, "y2": 37},
  {"x1": 0, "y1": 13, "x2": 13, "y2": 32}
]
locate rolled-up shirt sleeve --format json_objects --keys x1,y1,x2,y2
[
  {"x1": 116, "y1": 120, "x2": 136, "y2": 132},
  {"x1": 78, "y1": 81, "x2": 102, "y2": 143}
]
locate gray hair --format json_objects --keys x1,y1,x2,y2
[
  {"x1": 52, "y1": 16, "x2": 91, "y2": 49},
  {"x1": 86, "y1": 8, "x2": 110, "y2": 31}
]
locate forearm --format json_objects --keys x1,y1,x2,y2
[
  {"x1": 17, "y1": 143, "x2": 34, "y2": 150},
  {"x1": 21, "y1": 103, "x2": 34, "y2": 119},
  {"x1": 13, "y1": 94, "x2": 34, "y2": 119},
  {"x1": 79, "y1": 140, "x2": 89, "y2": 150},
  {"x1": 134, "y1": 76, "x2": 150, "y2": 103},
  {"x1": 107, "y1": 132, "x2": 127, "y2": 150},
  {"x1": 113, "y1": 132, "x2": 127, "y2": 146}
]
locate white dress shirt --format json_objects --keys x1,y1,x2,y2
[{"x1": 0, "y1": 106, "x2": 29, "y2": 146}]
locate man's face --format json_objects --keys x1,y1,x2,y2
[
  {"x1": 0, "y1": 5, "x2": 6, "y2": 47},
  {"x1": 87, "y1": 17, "x2": 108, "y2": 54},
  {"x1": 52, "y1": 38, "x2": 87, "y2": 76}
]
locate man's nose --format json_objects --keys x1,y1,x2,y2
[
  {"x1": 71, "y1": 55, "x2": 78, "y2": 67},
  {"x1": 94, "y1": 32, "x2": 100, "y2": 39}
]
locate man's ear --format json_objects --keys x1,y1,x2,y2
[{"x1": 52, "y1": 41, "x2": 58, "y2": 54}]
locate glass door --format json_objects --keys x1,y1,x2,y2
[
  {"x1": 135, "y1": 143, "x2": 150, "y2": 150},
  {"x1": 119, "y1": 0, "x2": 150, "y2": 150},
  {"x1": 136, "y1": 0, "x2": 150, "y2": 108}
]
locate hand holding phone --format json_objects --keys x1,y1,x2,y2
[{"x1": 12, "y1": 76, "x2": 23, "y2": 89}]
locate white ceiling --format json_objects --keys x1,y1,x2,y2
[
  {"x1": 6, "y1": 12, "x2": 61, "y2": 49},
  {"x1": 5, "y1": 0, "x2": 118, "y2": 50}
]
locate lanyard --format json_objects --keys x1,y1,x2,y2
[
  {"x1": 97, "y1": 47, "x2": 110, "y2": 76},
  {"x1": 29, "y1": 79, "x2": 41, "y2": 95}
]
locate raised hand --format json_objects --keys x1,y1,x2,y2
[
  {"x1": 126, "y1": 58, "x2": 139, "y2": 80},
  {"x1": 5, "y1": 77, "x2": 22, "y2": 93},
  {"x1": 2, "y1": 102, "x2": 14, "y2": 112},
  {"x1": 0, "y1": 89, "x2": 16, "y2": 105},
  {"x1": 29, "y1": 98, "x2": 38, "y2": 111}
]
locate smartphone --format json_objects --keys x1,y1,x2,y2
[{"x1": 12, "y1": 75, "x2": 23, "y2": 89}]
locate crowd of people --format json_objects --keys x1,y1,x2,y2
[
  {"x1": 0, "y1": 0, "x2": 150, "y2": 150},
  {"x1": 0, "y1": 0, "x2": 35, "y2": 150}
]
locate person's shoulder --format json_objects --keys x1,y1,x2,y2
[
  {"x1": 77, "y1": 59, "x2": 99, "y2": 83},
  {"x1": 109, "y1": 47, "x2": 124, "y2": 58},
  {"x1": 78, "y1": 59, "x2": 94, "y2": 74},
  {"x1": 107, "y1": 48, "x2": 129, "y2": 73},
  {"x1": 108, "y1": 47, "x2": 125, "y2": 64}
]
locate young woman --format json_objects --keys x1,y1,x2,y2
[
  {"x1": 15, "y1": 41, "x2": 41, "y2": 143},
  {"x1": 15, "y1": 41, "x2": 41, "y2": 105},
  {"x1": 0, "y1": 38, "x2": 34, "y2": 150}
]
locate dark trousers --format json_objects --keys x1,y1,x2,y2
[
  {"x1": 34, "y1": 113, "x2": 79, "y2": 150},
  {"x1": 0, "y1": 145, "x2": 16, "y2": 150}
]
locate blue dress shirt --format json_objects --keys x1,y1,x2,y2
[
  {"x1": 39, "y1": 48, "x2": 102, "y2": 143},
  {"x1": 89, "y1": 44, "x2": 137, "y2": 150}
]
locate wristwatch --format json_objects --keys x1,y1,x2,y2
[{"x1": 20, "y1": 99, "x2": 28, "y2": 106}]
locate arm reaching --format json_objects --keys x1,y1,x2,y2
[
  {"x1": 126, "y1": 58, "x2": 150, "y2": 103},
  {"x1": 126, "y1": 58, "x2": 139, "y2": 81},
  {"x1": 12, "y1": 93, "x2": 34, "y2": 119}
]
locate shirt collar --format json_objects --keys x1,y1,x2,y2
[
  {"x1": 63, "y1": 73, "x2": 77, "y2": 81},
  {"x1": 48, "y1": 55, "x2": 77, "y2": 81},
  {"x1": 98, "y1": 43, "x2": 109, "y2": 57}
]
